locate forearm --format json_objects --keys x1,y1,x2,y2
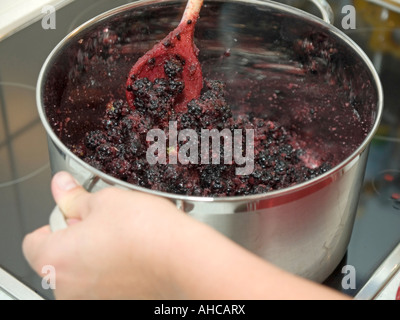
[{"x1": 167, "y1": 217, "x2": 350, "y2": 300}]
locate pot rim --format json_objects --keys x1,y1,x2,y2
[{"x1": 37, "y1": 0, "x2": 384, "y2": 203}]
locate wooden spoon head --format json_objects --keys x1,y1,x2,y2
[{"x1": 126, "y1": 20, "x2": 203, "y2": 113}]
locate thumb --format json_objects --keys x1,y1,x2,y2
[{"x1": 51, "y1": 171, "x2": 92, "y2": 220}]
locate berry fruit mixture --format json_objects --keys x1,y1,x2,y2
[{"x1": 69, "y1": 55, "x2": 333, "y2": 197}]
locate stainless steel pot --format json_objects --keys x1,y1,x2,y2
[{"x1": 37, "y1": 0, "x2": 383, "y2": 283}]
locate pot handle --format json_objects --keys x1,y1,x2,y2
[
  {"x1": 308, "y1": 0, "x2": 334, "y2": 24},
  {"x1": 50, "y1": 206, "x2": 69, "y2": 232},
  {"x1": 49, "y1": 174, "x2": 100, "y2": 232}
]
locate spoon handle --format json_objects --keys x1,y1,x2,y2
[{"x1": 181, "y1": 0, "x2": 204, "y2": 24}]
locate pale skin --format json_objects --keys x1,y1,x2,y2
[{"x1": 22, "y1": 171, "x2": 351, "y2": 300}]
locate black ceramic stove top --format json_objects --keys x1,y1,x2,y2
[{"x1": 0, "y1": 0, "x2": 399, "y2": 300}]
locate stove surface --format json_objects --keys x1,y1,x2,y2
[{"x1": 0, "y1": 0, "x2": 400, "y2": 300}]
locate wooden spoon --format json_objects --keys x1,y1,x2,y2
[{"x1": 126, "y1": 0, "x2": 204, "y2": 113}]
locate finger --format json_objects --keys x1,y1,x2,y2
[
  {"x1": 51, "y1": 171, "x2": 92, "y2": 220},
  {"x1": 22, "y1": 226, "x2": 52, "y2": 274}
]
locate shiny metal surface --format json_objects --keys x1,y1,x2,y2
[
  {"x1": 355, "y1": 242, "x2": 400, "y2": 300},
  {"x1": 0, "y1": 268, "x2": 43, "y2": 300},
  {"x1": 310, "y1": 0, "x2": 335, "y2": 22},
  {"x1": 37, "y1": 0, "x2": 383, "y2": 283}
]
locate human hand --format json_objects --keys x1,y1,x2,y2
[
  {"x1": 23, "y1": 172, "x2": 350, "y2": 300},
  {"x1": 22, "y1": 171, "x2": 193, "y2": 300}
]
